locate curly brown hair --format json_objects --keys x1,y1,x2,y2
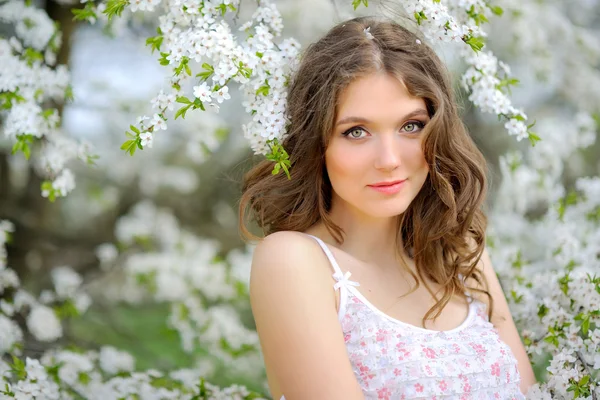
[{"x1": 239, "y1": 16, "x2": 492, "y2": 326}]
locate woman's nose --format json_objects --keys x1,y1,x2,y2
[{"x1": 373, "y1": 135, "x2": 401, "y2": 171}]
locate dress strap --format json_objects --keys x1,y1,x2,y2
[
  {"x1": 304, "y1": 234, "x2": 358, "y2": 322},
  {"x1": 304, "y1": 234, "x2": 360, "y2": 291}
]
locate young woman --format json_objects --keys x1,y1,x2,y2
[{"x1": 239, "y1": 16, "x2": 536, "y2": 400}]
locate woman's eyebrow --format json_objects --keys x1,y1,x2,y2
[{"x1": 335, "y1": 109, "x2": 429, "y2": 127}]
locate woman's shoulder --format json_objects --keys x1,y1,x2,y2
[
  {"x1": 249, "y1": 230, "x2": 339, "y2": 327},
  {"x1": 250, "y1": 230, "x2": 333, "y2": 280},
  {"x1": 252, "y1": 230, "x2": 319, "y2": 262}
]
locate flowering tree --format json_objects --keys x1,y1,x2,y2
[{"x1": 0, "y1": 0, "x2": 599, "y2": 399}]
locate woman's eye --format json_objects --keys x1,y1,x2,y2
[
  {"x1": 402, "y1": 121, "x2": 425, "y2": 133},
  {"x1": 343, "y1": 127, "x2": 367, "y2": 139}
]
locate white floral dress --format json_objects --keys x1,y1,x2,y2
[{"x1": 280, "y1": 235, "x2": 525, "y2": 400}]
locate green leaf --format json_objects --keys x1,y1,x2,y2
[
  {"x1": 158, "y1": 52, "x2": 170, "y2": 66},
  {"x1": 174, "y1": 56, "x2": 190, "y2": 76},
  {"x1": 103, "y1": 0, "x2": 129, "y2": 20},
  {"x1": 465, "y1": 35, "x2": 485, "y2": 52},
  {"x1": 196, "y1": 63, "x2": 214, "y2": 81},
  {"x1": 78, "y1": 372, "x2": 90, "y2": 385},
  {"x1": 22, "y1": 48, "x2": 44, "y2": 67},
  {"x1": 41, "y1": 181, "x2": 57, "y2": 202},
  {"x1": 129, "y1": 124, "x2": 140, "y2": 134},
  {"x1": 0, "y1": 91, "x2": 26, "y2": 109},
  {"x1": 266, "y1": 139, "x2": 292, "y2": 179},
  {"x1": 176, "y1": 96, "x2": 192, "y2": 104},
  {"x1": 537, "y1": 304, "x2": 548, "y2": 319},
  {"x1": 64, "y1": 85, "x2": 74, "y2": 102},
  {"x1": 581, "y1": 316, "x2": 590, "y2": 336},
  {"x1": 120, "y1": 139, "x2": 139, "y2": 156},
  {"x1": 120, "y1": 139, "x2": 134, "y2": 151},
  {"x1": 192, "y1": 98, "x2": 205, "y2": 111},
  {"x1": 255, "y1": 81, "x2": 270, "y2": 97},
  {"x1": 528, "y1": 132, "x2": 541, "y2": 147},
  {"x1": 10, "y1": 355, "x2": 26, "y2": 381},
  {"x1": 414, "y1": 11, "x2": 428, "y2": 25},
  {"x1": 174, "y1": 104, "x2": 192, "y2": 120},
  {"x1": 216, "y1": 3, "x2": 227, "y2": 16},
  {"x1": 71, "y1": 3, "x2": 97, "y2": 21},
  {"x1": 54, "y1": 299, "x2": 79, "y2": 319},
  {"x1": 352, "y1": 0, "x2": 368, "y2": 10},
  {"x1": 11, "y1": 134, "x2": 35, "y2": 160},
  {"x1": 145, "y1": 35, "x2": 164, "y2": 54},
  {"x1": 490, "y1": 5, "x2": 504, "y2": 16}
]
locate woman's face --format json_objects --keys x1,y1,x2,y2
[{"x1": 325, "y1": 72, "x2": 430, "y2": 219}]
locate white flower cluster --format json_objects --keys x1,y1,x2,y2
[
  {"x1": 489, "y1": 116, "x2": 599, "y2": 398},
  {"x1": 0, "y1": 1, "x2": 95, "y2": 200},
  {"x1": 6, "y1": 358, "x2": 60, "y2": 400},
  {"x1": 462, "y1": 50, "x2": 529, "y2": 140},
  {"x1": 0, "y1": 221, "x2": 93, "y2": 355},
  {"x1": 1, "y1": 218, "x2": 265, "y2": 399},
  {"x1": 398, "y1": 0, "x2": 533, "y2": 142},
  {"x1": 119, "y1": 0, "x2": 528, "y2": 159},
  {"x1": 404, "y1": 0, "x2": 485, "y2": 43},
  {"x1": 103, "y1": 201, "x2": 262, "y2": 379},
  {"x1": 99, "y1": 0, "x2": 301, "y2": 159}
]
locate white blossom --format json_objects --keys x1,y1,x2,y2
[
  {"x1": 99, "y1": 346, "x2": 135, "y2": 375},
  {"x1": 27, "y1": 305, "x2": 62, "y2": 342}
]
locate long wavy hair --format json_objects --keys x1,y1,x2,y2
[{"x1": 239, "y1": 16, "x2": 493, "y2": 326}]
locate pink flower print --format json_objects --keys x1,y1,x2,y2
[
  {"x1": 381, "y1": 347, "x2": 387, "y2": 354},
  {"x1": 356, "y1": 362, "x2": 375, "y2": 382},
  {"x1": 414, "y1": 383, "x2": 424, "y2": 393},
  {"x1": 506, "y1": 370, "x2": 511, "y2": 383},
  {"x1": 360, "y1": 341, "x2": 367, "y2": 347},
  {"x1": 453, "y1": 343, "x2": 461, "y2": 353},
  {"x1": 377, "y1": 387, "x2": 391, "y2": 400},
  {"x1": 439, "y1": 380, "x2": 448, "y2": 391},
  {"x1": 376, "y1": 329, "x2": 388, "y2": 342},
  {"x1": 491, "y1": 361, "x2": 500, "y2": 377},
  {"x1": 422, "y1": 347, "x2": 436, "y2": 359},
  {"x1": 357, "y1": 361, "x2": 369, "y2": 374},
  {"x1": 352, "y1": 296, "x2": 361, "y2": 303},
  {"x1": 396, "y1": 344, "x2": 411, "y2": 360},
  {"x1": 425, "y1": 365, "x2": 433, "y2": 376},
  {"x1": 344, "y1": 333, "x2": 351, "y2": 342},
  {"x1": 494, "y1": 393, "x2": 500, "y2": 399},
  {"x1": 470, "y1": 343, "x2": 487, "y2": 355},
  {"x1": 393, "y1": 368, "x2": 402, "y2": 377},
  {"x1": 463, "y1": 383, "x2": 472, "y2": 393}
]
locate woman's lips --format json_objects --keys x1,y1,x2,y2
[{"x1": 367, "y1": 179, "x2": 407, "y2": 194}]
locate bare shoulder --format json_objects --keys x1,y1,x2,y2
[
  {"x1": 250, "y1": 231, "x2": 332, "y2": 286},
  {"x1": 252, "y1": 230, "x2": 319, "y2": 264},
  {"x1": 249, "y1": 231, "x2": 364, "y2": 399}
]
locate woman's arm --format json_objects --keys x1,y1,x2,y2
[
  {"x1": 250, "y1": 231, "x2": 365, "y2": 400},
  {"x1": 477, "y1": 247, "x2": 537, "y2": 395}
]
